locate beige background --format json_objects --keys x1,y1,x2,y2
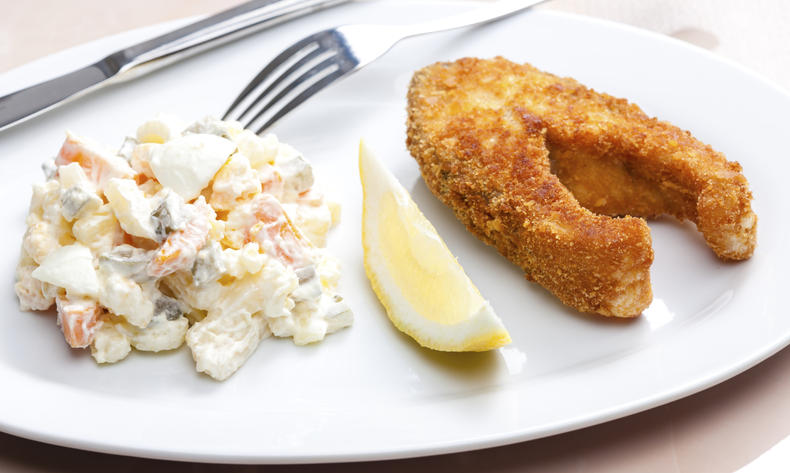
[{"x1": 2, "y1": 1, "x2": 789, "y2": 472}]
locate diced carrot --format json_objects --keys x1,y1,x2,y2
[
  {"x1": 56, "y1": 133, "x2": 133, "y2": 189},
  {"x1": 55, "y1": 295, "x2": 102, "y2": 348},
  {"x1": 246, "y1": 194, "x2": 310, "y2": 267}
]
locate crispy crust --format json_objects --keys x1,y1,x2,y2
[{"x1": 406, "y1": 58, "x2": 756, "y2": 317}]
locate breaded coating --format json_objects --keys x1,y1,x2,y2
[{"x1": 406, "y1": 57, "x2": 755, "y2": 317}]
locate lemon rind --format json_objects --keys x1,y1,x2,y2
[{"x1": 359, "y1": 140, "x2": 511, "y2": 352}]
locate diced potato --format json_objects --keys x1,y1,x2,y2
[
  {"x1": 72, "y1": 204, "x2": 123, "y2": 255},
  {"x1": 14, "y1": 252, "x2": 57, "y2": 311},
  {"x1": 98, "y1": 269, "x2": 154, "y2": 328},
  {"x1": 91, "y1": 319, "x2": 132, "y2": 363},
  {"x1": 210, "y1": 153, "x2": 261, "y2": 210},
  {"x1": 186, "y1": 310, "x2": 270, "y2": 381},
  {"x1": 130, "y1": 313, "x2": 188, "y2": 352},
  {"x1": 233, "y1": 130, "x2": 278, "y2": 168},
  {"x1": 58, "y1": 162, "x2": 92, "y2": 189},
  {"x1": 136, "y1": 114, "x2": 185, "y2": 144}
]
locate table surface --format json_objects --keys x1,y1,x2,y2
[{"x1": 2, "y1": 1, "x2": 789, "y2": 472}]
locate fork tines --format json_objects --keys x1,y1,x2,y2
[{"x1": 224, "y1": 29, "x2": 359, "y2": 135}]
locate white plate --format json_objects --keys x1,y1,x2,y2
[{"x1": 0, "y1": 0, "x2": 788, "y2": 464}]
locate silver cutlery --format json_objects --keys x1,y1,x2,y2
[
  {"x1": 0, "y1": 0, "x2": 349, "y2": 132},
  {"x1": 224, "y1": 0, "x2": 548, "y2": 134}
]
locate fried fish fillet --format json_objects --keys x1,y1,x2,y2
[{"x1": 406, "y1": 57, "x2": 757, "y2": 317}]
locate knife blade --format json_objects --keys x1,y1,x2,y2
[{"x1": 0, "y1": 0, "x2": 349, "y2": 132}]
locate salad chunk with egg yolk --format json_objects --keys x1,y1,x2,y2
[{"x1": 14, "y1": 114, "x2": 352, "y2": 381}]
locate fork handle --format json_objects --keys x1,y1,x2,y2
[
  {"x1": 399, "y1": 0, "x2": 549, "y2": 38},
  {"x1": 118, "y1": 0, "x2": 351, "y2": 77}
]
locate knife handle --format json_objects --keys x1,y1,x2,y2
[{"x1": 0, "y1": 0, "x2": 349, "y2": 132}]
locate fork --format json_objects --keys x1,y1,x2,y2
[{"x1": 224, "y1": 0, "x2": 548, "y2": 133}]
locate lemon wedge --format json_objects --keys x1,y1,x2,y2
[{"x1": 359, "y1": 140, "x2": 510, "y2": 351}]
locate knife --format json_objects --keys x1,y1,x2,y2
[{"x1": 0, "y1": 0, "x2": 349, "y2": 132}]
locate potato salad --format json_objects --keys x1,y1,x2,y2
[{"x1": 14, "y1": 115, "x2": 352, "y2": 380}]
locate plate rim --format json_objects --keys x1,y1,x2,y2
[{"x1": 1, "y1": 1, "x2": 789, "y2": 463}]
